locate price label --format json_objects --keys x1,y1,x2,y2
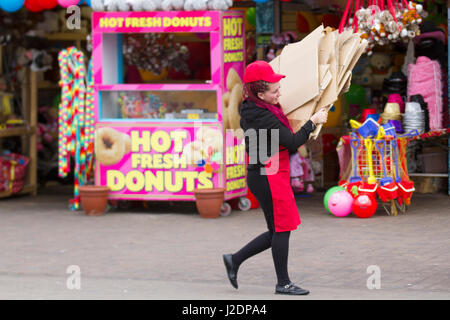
[{"x1": 187, "y1": 113, "x2": 200, "y2": 119}]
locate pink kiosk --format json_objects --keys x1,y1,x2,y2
[{"x1": 91, "y1": 11, "x2": 249, "y2": 214}]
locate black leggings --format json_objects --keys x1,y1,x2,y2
[{"x1": 231, "y1": 169, "x2": 292, "y2": 286}]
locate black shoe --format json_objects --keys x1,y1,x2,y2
[
  {"x1": 275, "y1": 283, "x2": 310, "y2": 295},
  {"x1": 223, "y1": 254, "x2": 238, "y2": 289}
]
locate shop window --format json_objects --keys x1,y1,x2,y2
[{"x1": 99, "y1": 90, "x2": 217, "y2": 121}]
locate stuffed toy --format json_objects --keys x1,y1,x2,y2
[
  {"x1": 105, "y1": 0, "x2": 130, "y2": 11},
  {"x1": 91, "y1": 0, "x2": 105, "y2": 11},
  {"x1": 92, "y1": 0, "x2": 130, "y2": 11},
  {"x1": 207, "y1": 0, "x2": 232, "y2": 11},
  {"x1": 183, "y1": 0, "x2": 207, "y2": 11},
  {"x1": 162, "y1": 0, "x2": 185, "y2": 11},
  {"x1": 92, "y1": 0, "x2": 233, "y2": 11},
  {"x1": 126, "y1": 0, "x2": 161, "y2": 11},
  {"x1": 365, "y1": 52, "x2": 393, "y2": 90},
  {"x1": 356, "y1": 2, "x2": 424, "y2": 55},
  {"x1": 353, "y1": 68, "x2": 373, "y2": 87}
]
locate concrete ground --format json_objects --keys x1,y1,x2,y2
[{"x1": 0, "y1": 184, "x2": 449, "y2": 300}]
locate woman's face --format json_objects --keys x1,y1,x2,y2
[{"x1": 257, "y1": 82, "x2": 281, "y2": 105}]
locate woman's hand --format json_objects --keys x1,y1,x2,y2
[{"x1": 310, "y1": 108, "x2": 328, "y2": 125}]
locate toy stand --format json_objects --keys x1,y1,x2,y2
[
  {"x1": 349, "y1": 136, "x2": 413, "y2": 216},
  {"x1": 91, "y1": 11, "x2": 249, "y2": 212}
]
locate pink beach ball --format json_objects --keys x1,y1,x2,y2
[
  {"x1": 328, "y1": 190, "x2": 353, "y2": 217},
  {"x1": 57, "y1": 0, "x2": 78, "y2": 7}
]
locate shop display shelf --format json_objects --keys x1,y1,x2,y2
[
  {"x1": 409, "y1": 173, "x2": 449, "y2": 178},
  {"x1": 0, "y1": 126, "x2": 36, "y2": 138},
  {"x1": 0, "y1": 184, "x2": 36, "y2": 199},
  {"x1": 45, "y1": 32, "x2": 89, "y2": 41}
]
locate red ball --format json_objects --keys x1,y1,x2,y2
[
  {"x1": 38, "y1": 0, "x2": 58, "y2": 9},
  {"x1": 25, "y1": 0, "x2": 44, "y2": 12},
  {"x1": 353, "y1": 194, "x2": 377, "y2": 218}
]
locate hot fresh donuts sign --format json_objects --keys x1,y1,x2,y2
[{"x1": 94, "y1": 124, "x2": 224, "y2": 200}]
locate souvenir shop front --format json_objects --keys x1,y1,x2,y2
[{"x1": 0, "y1": 0, "x2": 448, "y2": 218}]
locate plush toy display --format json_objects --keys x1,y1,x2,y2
[
  {"x1": 353, "y1": 1, "x2": 426, "y2": 55},
  {"x1": 364, "y1": 52, "x2": 393, "y2": 90},
  {"x1": 91, "y1": 0, "x2": 233, "y2": 11},
  {"x1": 127, "y1": 0, "x2": 162, "y2": 11},
  {"x1": 207, "y1": 0, "x2": 232, "y2": 11},
  {"x1": 162, "y1": 0, "x2": 185, "y2": 11},
  {"x1": 183, "y1": 0, "x2": 207, "y2": 11}
]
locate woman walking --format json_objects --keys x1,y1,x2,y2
[{"x1": 223, "y1": 61, "x2": 328, "y2": 295}]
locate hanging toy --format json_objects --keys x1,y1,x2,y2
[
  {"x1": 346, "y1": 0, "x2": 426, "y2": 55},
  {"x1": 58, "y1": 47, "x2": 95, "y2": 211}
]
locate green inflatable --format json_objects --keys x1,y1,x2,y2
[
  {"x1": 323, "y1": 186, "x2": 345, "y2": 213},
  {"x1": 343, "y1": 84, "x2": 367, "y2": 107},
  {"x1": 246, "y1": 7, "x2": 256, "y2": 27}
]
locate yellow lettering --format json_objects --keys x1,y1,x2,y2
[
  {"x1": 131, "y1": 153, "x2": 141, "y2": 169},
  {"x1": 173, "y1": 154, "x2": 187, "y2": 169},
  {"x1": 99, "y1": 17, "x2": 107, "y2": 28},
  {"x1": 170, "y1": 130, "x2": 187, "y2": 153},
  {"x1": 164, "y1": 171, "x2": 183, "y2": 193},
  {"x1": 107, "y1": 170, "x2": 125, "y2": 191},
  {"x1": 226, "y1": 146, "x2": 234, "y2": 165},
  {"x1": 131, "y1": 130, "x2": 151, "y2": 152},
  {"x1": 183, "y1": 171, "x2": 197, "y2": 192},
  {"x1": 132, "y1": 17, "x2": 140, "y2": 28},
  {"x1": 224, "y1": 51, "x2": 244, "y2": 63},
  {"x1": 125, "y1": 17, "x2": 132, "y2": 28},
  {"x1": 125, "y1": 170, "x2": 145, "y2": 192},
  {"x1": 204, "y1": 16, "x2": 212, "y2": 27},
  {"x1": 152, "y1": 154, "x2": 163, "y2": 169},
  {"x1": 144, "y1": 171, "x2": 164, "y2": 192},
  {"x1": 151, "y1": 130, "x2": 171, "y2": 153},
  {"x1": 223, "y1": 18, "x2": 243, "y2": 37},
  {"x1": 163, "y1": 154, "x2": 173, "y2": 169},
  {"x1": 142, "y1": 154, "x2": 153, "y2": 169},
  {"x1": 163, "y1": 17, "x2": 171, "y2": 27},
  {"x1": 226, "y1": 178, "x2": 246, "y2": 192},
  {"x1": 196, "y1": 171, "x2": 213, "y2": 189},
  {"x1": 224, "y1": 38, "x2": 243, "y2": 51},
  {"x1": 226, "y1": 164, "x2": 246, "y2": 180}
]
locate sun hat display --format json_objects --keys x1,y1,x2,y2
[
  {"x1": 403, "y1": 102, "x2": 425, "y2": 133},
  {"x1": 409, "y1": 94, "x2": 430, "y2": 132},
  {"x1": 387, "y1": 93, "x2": 405, "y2": 113},
  {"x1": 381, "y1": 102, "x2": 401, "y2": 123}
]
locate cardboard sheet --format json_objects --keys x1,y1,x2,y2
[
  {"x1": 265, "y1": 26, "x2": 366, "y2": 138},
  {"x1": 276, "y1": 25, "x2": 324, "y2": 115},
  {"x1": 287, "y1": 99, "x2": 317, "y2": 132},
  {"x1": 338, "y1": 35, "x2": 361, "y2": 80},
  {"x1": 316, "y1": 29, "x2": 338, "y2": 111},
  {"x1": 341, "y1": 41, "x2": 367, "y2": 84}
]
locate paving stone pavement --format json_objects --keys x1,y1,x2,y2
[{"x1": 0, "y1": 184, "x2": 449, "y2": 300}]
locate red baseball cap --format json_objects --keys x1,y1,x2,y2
[{"x1": 243, "y1": 60, "x2": 286, "y2": 83}]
